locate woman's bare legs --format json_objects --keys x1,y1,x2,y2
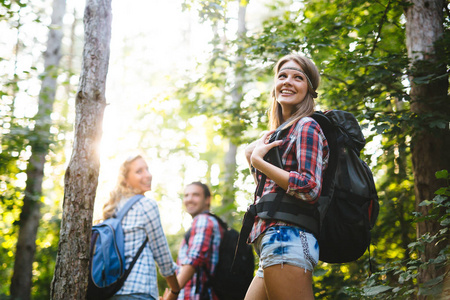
[
  {"x1": 244, "y1": 264, "x2": 314, "y2": 300},
  {"x1": 264, "y1": 264, "x2": 314, "y2": 300},
  {"x1": 245, "y1": 276, "x2": 268, "y2": 300}
]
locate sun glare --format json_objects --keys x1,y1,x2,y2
[{"x1": 94, "y1": 0, "x2": 214, "y2": 232}]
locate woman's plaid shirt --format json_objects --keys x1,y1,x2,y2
[
  {"x1": 115, "y1": 196, "x2": 177, "y2": 299},
  {"x1": 249, "y1": 116, "x2": 329, "y2": 243}
]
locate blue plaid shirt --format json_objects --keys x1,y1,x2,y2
[
  {"x1": 177, "y1": 212, "x2": 222, "y2": 300},
  {"x1": 115, "y1": 195, "x2": 177, "y2": 299}
]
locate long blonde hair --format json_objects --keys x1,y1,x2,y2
[
  {"x1": 102, "y1": 154, "x2": 145, "y2": 219},
  {"x1": 268, "y1": 54, "x2": 320, "y2": 130}
]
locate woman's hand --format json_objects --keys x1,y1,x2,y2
[
  {"x1": 161, "y1": 288, "x2": 179, "y2": 300},
  {"x1": 250, "y1": 131, "x2": 289, "y2": 190},
  {"x1": 163, "y1": 273, "x2": 180, "y2": 300},
  {"x1": 250, "y1": 131, "x2": 282, "y2": 169},
  {"x1": 245, "y1": 140, "x2": 257, "y2": 164}
]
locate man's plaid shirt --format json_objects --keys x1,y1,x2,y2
[{"x1": 177, "y1": 212, "x2": 223, "y2": 300}]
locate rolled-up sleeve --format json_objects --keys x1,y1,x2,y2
[
  {"x1": 286, "y1": 120, "x2": 327, "y2": 201},
  {"x1": 180, "y1": 214, "x2": 214, "y2": 268}
]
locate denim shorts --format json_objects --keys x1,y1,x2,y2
[{"x1": 254, "y1": 225, "x2": 319, "y2": 277}]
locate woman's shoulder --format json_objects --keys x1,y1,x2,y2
[
  {"x1": 291, "y1": 116, "x2": 320, "y2": 132},
  {"x1": 119, "y1": 195, "x2": 157, "y2": 213},
  {"x1": 135, "y1": 195, "x2": 157, "y2": 208}
]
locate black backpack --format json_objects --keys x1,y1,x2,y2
[
  {"x1": 311, "y1": 110, "x2": 379, "y2": 263},
  {"x1": 237, "y1": 110, "x2": 379, "y2": 264},
  {"x1": 185, "y1": 213, "x2": 254, "y2": 300}
]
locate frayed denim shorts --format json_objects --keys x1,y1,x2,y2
[{"x1": 254, "y1": 225, "x2": 319, "y2": 278}]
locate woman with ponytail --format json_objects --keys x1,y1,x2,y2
[{"x1": 106, "y1": 154, "x2": 180, "y2": 300}]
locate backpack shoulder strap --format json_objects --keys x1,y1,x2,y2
[
  {"x1": 184, "y1": 227, "x2": 191, "y2": 245},
  {"x1": 115, "y1": 194, "x2": 145, "y2": 220},
  {"x1": 121, "y1": 236, "x2": 148, "y2": 276},
  {"x1": 207, "y1": 212, "x2": 228, "y2": 230},
  {"x1": 311, "y1": 111, "x2": 338, "y2": 198},
  {"x1": 184, "y1": 212, "x2": 223, "y2": 245}
]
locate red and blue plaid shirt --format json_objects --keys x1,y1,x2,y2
[
  {"x1": 249, "y1": 116, "x2": 329, "y2": 243},
  {"x1": 177, "y1": 212, "x2": 223, "y2": 300}
]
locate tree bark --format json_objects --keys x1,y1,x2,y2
[
  {"x1": 9, "y1": 0, "x2": 66, "y2": 299},
  {"x1": 222, "y1": 0, "x2": 248, "y2": 223},
  {"x1": 50, "y1": 0, "x2": 111, "y2": 299},
  {"x1": 405, "y1": 0, "x2": 450, "y2": 297}
]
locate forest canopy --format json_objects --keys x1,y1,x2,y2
[{"x1": 0, "y1": 0, "x2": 449, "y2": 299}]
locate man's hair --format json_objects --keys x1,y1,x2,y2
[{"x1": 187, "y1": 181, "x2": 211, "y2": 198}]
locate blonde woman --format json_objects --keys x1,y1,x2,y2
[
  {"x1": 244, "y1": 54, "x2": 329, "y2": 299},
  {"x1": 105, "y1": 154, "x2": 180, "y2": 300}
]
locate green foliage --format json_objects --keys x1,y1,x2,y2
[
  {"x1": 170, "y1": 2, "x2": 432, "y2": 296},
  {"x1": 31, "y1": 204, "x2": 61, "y2": 300},
  {"x1": 0, "y1": 0, "x2": 447, "y2": 298},
  {"x1": 182, "y1": 0, "x2": 231, "y2": 23},
  {"x1": 0, "y1": 0, "x2": 75, "y2": 297},
  {"x1": 340, "y1": 171, "x2": 450, "y2": 299}
]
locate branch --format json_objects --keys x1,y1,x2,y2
[
  {"x1": 370, "y1": 0, "x2": 392, "y2": 55},
  {"x1": 321, "y1": 73, "x2": 349, "y2": 85}
]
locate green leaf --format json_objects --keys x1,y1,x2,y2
[
  {"x1": 313, "y1": 268, "x2": 328, "y2": 277},
  {"x1": 419, "y1": 274, "x2": 444, "y2": 296},
  {"x1": 419, "y1": 200, "x2": 433, "y2": 207},
  {"x1": 435, "y1": 170, "x2": 449, "y2": 179},
  {"x1": 429, "y1": 120, "x2": 447, "y2": 129},
  {"x1": 435, "y1": 187, "x2": 448, "y2": 195},
  {"x1": 433, "y1": 195, "x2": 447, "y2": 204},
  {"x1": 363, "y1": 285, "x2": 392, "y2": 296},
  {"x1": 441, "y1": 218, "x2": 450, "y2": 227}
]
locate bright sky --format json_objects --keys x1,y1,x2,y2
[
  {"x1": 0, "y1": 0, "x2": 274, "y2": 234},
  {"x1": 92, "y1": 0, "x2": 272, "y2": 233},
  {"x1": 93, "y1": 0, "x2": 215, "y2": 233},
  {"x1": 1, "y1": 0, "x2": 388, "y2": 237}
]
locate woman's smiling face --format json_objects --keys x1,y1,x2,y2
[
  {"x1": 275, "y1": 60, "x2": 309, "y2": 116},
  {"x1": 125, "y1": 157, "x2": 152, "y2": 195}
]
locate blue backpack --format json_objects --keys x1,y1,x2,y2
[{"x1": 86, "y1": 195, "x2": 148, "y2": 300}]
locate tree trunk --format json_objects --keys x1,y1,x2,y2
[
  {"x1": 221, "y1": 0, "x2": 248, "y2": 223},
  {"x1": 9, "y1": 0, "x2": 66, "y2": 298},
  {"x1": 405, "y1": 0, "x2": 450, "y2": 297},
  {"x1": 50, "y1": 0, "x2": 111, "y2": 299}
]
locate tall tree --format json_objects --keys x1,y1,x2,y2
[
  {"x1": 221, "y1": 0, "x2": 248, "y2": 223},
  {"x1": 405, "y1": 0, "x2": 450, "y2": 294},
  {"x1": 9, "y1": 0, "x2": 66, "y2": 298},
  {"x1": 50, "y1": 0, "x2": 111, "y2": 298}
]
